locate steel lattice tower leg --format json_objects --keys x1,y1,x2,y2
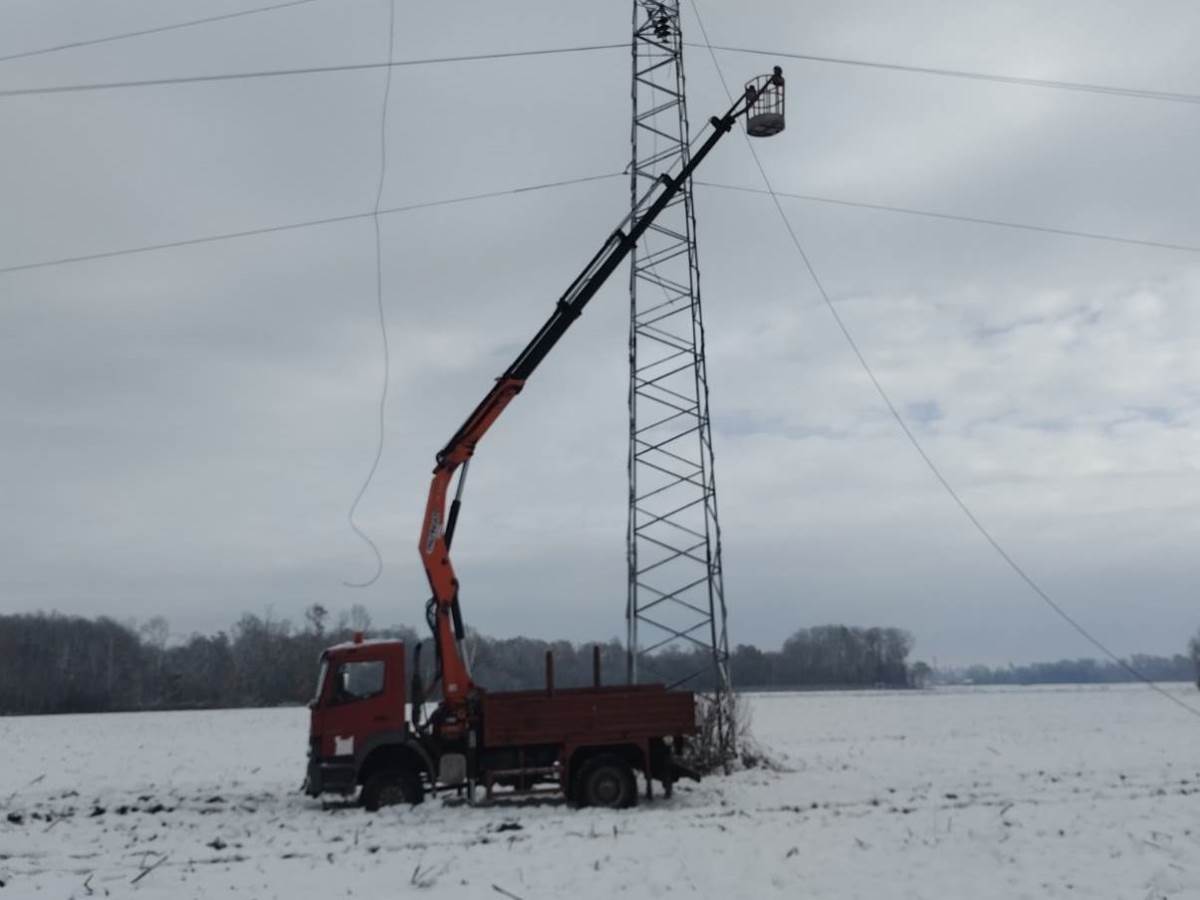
[{"x1": 626, "y1": 0, "x2": 733, "y2": 764}]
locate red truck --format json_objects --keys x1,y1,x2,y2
[
  {"x1": 306, "y1": 637, "x2": 696, "y2": 808},
  {"x1": 303, "y1": 68, "x2": 784, "y2": 809}
]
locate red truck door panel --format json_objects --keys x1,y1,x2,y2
[{"x1": 312, "y1": 644, "x2": 406, "y2": 759}]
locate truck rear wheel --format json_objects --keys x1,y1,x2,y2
[
  {"x1": 576, "y1": 755, "x2": 636, "y2": 809},
  {"x1": 361, "y1": 769, "x2": 423, "y2": 811}
]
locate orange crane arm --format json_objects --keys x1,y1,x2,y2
[{"x1": 418, "y1": 376, "x2": 524, "y2": 703}]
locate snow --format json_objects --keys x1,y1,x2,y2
[
  {"x1": 324, "y1": 638, "x2": 403, "y2": 653},
  {"x1": 3, "y1": 684, "x2": 1199, "y2": 898}
]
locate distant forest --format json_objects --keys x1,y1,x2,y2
[
  {"x1": 1, "y1": 609, "x2": 1196, "y2": 716},
  {"x1": 1, "y1": 608, "x2": 915, "y2": 715},
  {"x1": 943, "y1": 655, "x2": 1196, "y2": 686}
]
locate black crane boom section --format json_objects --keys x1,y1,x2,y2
[{"x1": 436, "y1": 78, "x2": 770, "y2": 469}]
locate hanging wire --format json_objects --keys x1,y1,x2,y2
[{"x1": 342, "y1": 0, "x2": 396, "y2": 589}]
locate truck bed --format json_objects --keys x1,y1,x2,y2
[{"x1": 480, "y1": 684, "x2": 695, "y2": 748}]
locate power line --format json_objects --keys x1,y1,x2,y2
[
  {"x1": 687, "y1": 0, "x2": 1200, "y2": 721},
  {"x1": 0, "y1": 173, "x2": 621, "y2": 276},
  {"x1": 0, "y1": 0, "x2": 324, "y2": 65},
  {"x1": 6, "y1": 29, "x2": 1192, "y2": 110},
  {"x1": 687, "y1": 42, "x2": 1200, "y2": 106},
  {"x1": 7, "y1": 166, "x2": 1195, "y2": 278},
  {"x1": 0, "y1": 43, "x2": 627, "y2": 100},
  {"x1": 343, "y1": 0, "x2": 395, "y2": 590},
  {"x1": 695, "y1": 181, "x2": 1200, "y2": 255}
]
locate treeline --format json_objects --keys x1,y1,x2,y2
[
  {"x1": 0, "y1": 607, "x2": 417, "y2": 716},
  {"x1": 947, "y1": 655, "x2": 1195, "y2": 686},
  {"x1": 730, "y1": 625, "x2": 914, "y2": 688},
  {"x1": 0, "y1": 610, "x2": 920, "y2": 715}
]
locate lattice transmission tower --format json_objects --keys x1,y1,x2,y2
[{"x1": 626, "y1": 0, "x2": 733, "y2": 757}]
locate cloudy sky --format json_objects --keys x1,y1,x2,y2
[{"x1": 2, "y1": 0, "x2": 1198, "y2": 665}]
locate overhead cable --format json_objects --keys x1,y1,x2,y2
[
  {"x1": 695, "y1": 181, "x2": 1200, "y2": 255},
  {"x1": 0, "y1": 173, "x2": 622, "y2": 276},
  {"x1": 5, "y1": 35, "x2": 1191, "y2": 108},
  {"x1": 0, "y1": 0, "x2": 324, "y2": 65},
  {"x1": 342, "y1": 0, "x2": 396, "y2": 590},
  {"x1": 0, "y1": 43, "x2": 627, "y2": 100},
  {"x1": 688, "y1": 0, "x2": 1200, "y2": 721},
  {"x1": 6, "y1": 167, "x2": 1196, "y2": 278},
  {"x1": 687, "y1": 42, "x2": 1200, "y2": 106}
]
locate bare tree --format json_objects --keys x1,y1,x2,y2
[
  {"x1": 139, "y1": 616, "x2": 169, "y2": 650},
  {"x1": 304, "y1": 603, "x2": 328, "y2": 637}
]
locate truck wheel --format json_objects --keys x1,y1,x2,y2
[
  {"x1": 576, "y1": 755, "x2": 636, "y2": 809},
  {"x1": 361, "y1": 769, "x2": 423, "y2": 811}
]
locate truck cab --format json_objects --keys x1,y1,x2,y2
[
  {"x1": 305, "y1": 637, "x2": 432, "y2": 805},
  {"x1": 305, "y1": 634, "x2": 698, "y2": 810}
]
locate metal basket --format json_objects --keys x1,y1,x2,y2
[{"x1": 745, "y1": 67, "x2": 785, "y2": 137}]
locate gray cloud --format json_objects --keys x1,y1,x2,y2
[{"x1": 2, "y1": 0, "x2": 1198, "y2": 666}]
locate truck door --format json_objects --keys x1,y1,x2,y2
[{"x1": 316, "y1": 647, "x2": 406, "y2": 761}]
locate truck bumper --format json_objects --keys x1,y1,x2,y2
[{"x1": 304, "y1": 756, "x2": 357, "y2": 797}]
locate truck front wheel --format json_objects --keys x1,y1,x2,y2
[
  {"x1": 361, "y1": 769, "x2": 423, "y2": 811},
  {"x1": 576, "y1": 755, "x2": 636, "y2": 809}
]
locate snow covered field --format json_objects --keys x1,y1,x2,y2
[{"x1": 3, "y1": 684, "x2": 1198, "y2": 899}]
